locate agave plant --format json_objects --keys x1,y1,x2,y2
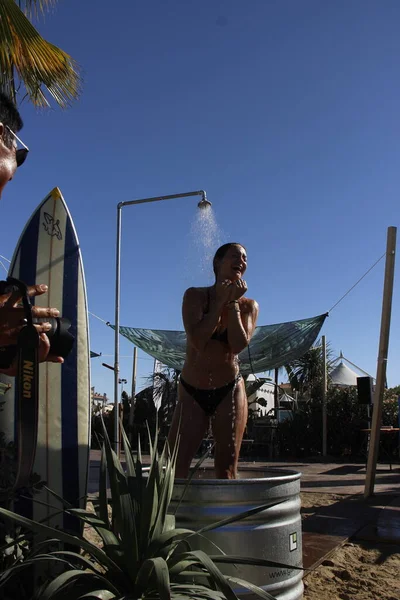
[{"x1": 0, "y1": 422, "x2": 302, "y2": 599}]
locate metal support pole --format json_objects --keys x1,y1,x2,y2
[
  {"x1": 114, "y1": 204, "x2": 122, "y2": 454},
  {"x1": 322, "y1": 335, "x2": 327, "y2": 457},
  {"x1": 364, "y1": 226, "x2": 397, "y2": 497}
]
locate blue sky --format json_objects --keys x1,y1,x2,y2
[{"x1": 1, "y1": 0, "x2": 400, "y2": 398}]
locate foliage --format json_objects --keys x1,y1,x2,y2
[
  {"x1": 91, "y1": 389, "x2": 158, "y2": 452},
  {"x1": 284, "y1": 339, "x2": 335, "y2": 400},
  {"x1": 0, "y1": 0, "x2": 81, "y2": 107},
  {"x1": 0, "y1": 422, "x2": 300, "y2": 599},
  {"x1": 383, "y1": 387, "x2": 400, "y2": 426},
  {"x1": 0, "y1": 419, "x2": 45, "y2": 507},
  {"x1": 277, "y1": 384, "x2": 400, "y2": 459},
  {"x1": 148, "y1": 367, "x2": 179, "y2": 437}
]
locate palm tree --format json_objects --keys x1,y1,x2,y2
[
  {"x1": 148, "y1": 366, "x2": 179, "y2": 435},
  {"x1": 285, "y1": 338, "x2": 334, "y2": 401},
  {"x1": 0, "y1": 0, "x2": 81, "y2": 108}
]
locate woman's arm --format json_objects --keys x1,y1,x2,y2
[
  {"x1": 182, "y1": 286, "x2": 229, "y2": 351},
  {"x1": 227, "y1": 299, "x2": 259, "y2": 355}
]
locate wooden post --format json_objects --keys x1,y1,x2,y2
[
  {"x1": 322, "y1": 335, "x2": 327, "y2": 457},
  {"x1": 364, "y1": 227, "x2": 397, "y2": 497},
  {"x1": 129, "y1": 346, "x2": 137, "y2": 443},
  {"x1": 274, "y1": 368, "x2": 279, "y2": 414}
]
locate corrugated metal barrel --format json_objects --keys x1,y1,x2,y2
[{"x1": 170, "y1": 468, "x2": 303, "y2": 600}]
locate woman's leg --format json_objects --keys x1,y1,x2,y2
[
  {"x1": 167, "y1": 383, "x2": 209, "y2": 478},
  {"x1": 211, "y1": 378, "x2": 248, "y2": 479}
]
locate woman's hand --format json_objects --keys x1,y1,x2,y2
[
  {"x1": 215, "y1": 279, "x2": 233, "y2": 308},
  {"x1": 228, "y1": 279, "x2": 248, "y2": 301}
]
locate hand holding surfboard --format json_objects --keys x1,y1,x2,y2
[{"x1": 0, "y1": 282, "x2": 64, "y2": 375}]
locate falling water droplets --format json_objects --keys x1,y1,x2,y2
[{"x1": 184, "y1": 205, "x2": 227, "y2": 284}]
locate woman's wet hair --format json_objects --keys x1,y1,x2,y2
[{"x1": 213, "y1": 243, "x2": 246, "y2": 277}]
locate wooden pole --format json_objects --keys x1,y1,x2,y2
[
  {"x1": 128, "y1": 346, "x2": 137, "y2": 443},
  {"x1": 364, "y1": 226, "x2": 397, "y2": 498},
  {"x1": 274, "y1": 368, "x2": 279, "y2": 414},
  {"x1": 322, "y1": 335, "x2": 327, "y2": 457}
]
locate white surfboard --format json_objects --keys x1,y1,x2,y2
[{"x1": 0, "y1": 188, "x2": 90, "y2": 532}]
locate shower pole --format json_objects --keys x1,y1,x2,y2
[{"x1": 114, "y1": 190, "x2": 209, "y2": 455}]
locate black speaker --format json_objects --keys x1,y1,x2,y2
[{"x1": 357, "y1": 376, "x2": 373, "y2": 405}]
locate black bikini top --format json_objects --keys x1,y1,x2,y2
[{"x1": 205, "y1": 288, "x2": 229, "y2": 344}]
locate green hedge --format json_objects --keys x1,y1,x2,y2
[{"x1": 277, "y1": 387, "x2": 399, "y2": 459}]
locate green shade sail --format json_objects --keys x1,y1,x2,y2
[{"x1": 109, "y1": 313, "x2": 327, "y2": 375}]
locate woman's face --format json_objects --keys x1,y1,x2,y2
[{"x1": 217, "y1": 245, "x2": 247, "y2": 281}]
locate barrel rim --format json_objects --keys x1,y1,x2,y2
[{"x1": 174, "y1": 467, "x2": 302, "y2": 485}]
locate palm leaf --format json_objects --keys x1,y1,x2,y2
[
  {"x1": 77, "y1": 592, "x2": 117, "y2": 600},
  {"x1": 135, "y1": 557, "x2": 171, "y2": 600},
  {"x1": 210, "y1": 555, "x2": 304, "y2": 571},
  {"x1": 173, "y1": 444, "x2": 213, "y2": 516},
  {"x1": 48, "y1": 550, "x2": 105, "y2": 573},
  {"x1": 225, "y1": 577, "x2": 276, "y2": 600},
  {"x1": 38, "y1": 569, "x2": 120, "y2": 600},
  {"x1": 176, "y1": 550, "x2": 238, "y2": 600},
  {"x1": 190, "y1": 499, "x2": 286, "y2": 537},
  {"x1": 100, "y1": 422, "x2": 139, "y2": 571},
  {"x1": 17, "y1": 1, "x2": 56, "y2": 18},
  {"x1": 66, "y1": 508, "x2": 120, "y2": 551},
  {"x1": 0, "y1": 507, "x2": 125, "y2": 579},
  {"x1": 0, "y1": 0, "x2": 81, "y2": 107},
  {"x1": 0, "y1": 554, "x2": 99, "y2": 589},
  {"x1": 170, "y1": 583, "x2": 226, "y2": 600},
  {"x1": 77, "y1": 593, "x2": 117, "y2": 600},
  {"x1": 147, "y1": 528, "x2": 194, "y2": 558},
  {"x1": 98, "y1": 444, "x2": 109, "y2": 526}
]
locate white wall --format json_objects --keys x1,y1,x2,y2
[{"x1": 246, "y1": 375, "x2": 276, "y2": 416}]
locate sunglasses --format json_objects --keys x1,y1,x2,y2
[{"x1": 5, "y1": 125, "x2": 29, "y2": 167}]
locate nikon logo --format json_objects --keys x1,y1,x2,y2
[{"x1": 22, "y1": 360, "x2": 34, "y2": 399}]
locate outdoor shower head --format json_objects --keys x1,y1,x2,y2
[{"x1": 197, "y1": 193, "x2": 212, "y2": 209}]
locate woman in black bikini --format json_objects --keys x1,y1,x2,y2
[{"x1": 168, "y1": 243, "x2": 259, "y2": 479}]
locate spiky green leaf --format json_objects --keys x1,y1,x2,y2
[
  {"x1": 38, "y1": 569, "x2": 120, "y2": 600},
  {"x1": 135, "y1": 557, "x2": 171, "y2": 600},
  {"x1": 193, "y1": 499, "x2": 286, "y2": 536},
  {"x1": 0, "y1": 507, "x2": 125, "y2": 579},
  {"x1": 225, "y1": 577, "x2": 276, "y2": 600},
  {"x1": 210, "y1": 555, "x2": 304, "y2": 571},
  {"x1": 98, "y1": 443, "x2": 109, "y2": 526}
]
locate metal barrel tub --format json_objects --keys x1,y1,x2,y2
[{"x1": 170, "y1": 468, "x2": 303, "y2": 600}]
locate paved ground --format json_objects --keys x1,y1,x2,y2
[{"x1": 88, "y1": 450, "x2": 400, "y2": 496}]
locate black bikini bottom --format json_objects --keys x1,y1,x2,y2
[{"x1": 180, "y1": 375, "x2": 241, "y2": 417}]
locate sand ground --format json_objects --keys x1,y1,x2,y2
[{"x1": 301, "y1": 492, "x2": 400, "y2": 600}]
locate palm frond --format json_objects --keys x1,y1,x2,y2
[
  {"x1": 17, "y1": 1, "x2": 56, "y2": 18},
  {"x1": 0, "y1": 0, "x2": 81, "y2": 107}
]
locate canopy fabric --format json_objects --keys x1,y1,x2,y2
[
  {"x1": 330, "y1": 361, "x2": 359, "y2": 387},
  {"x1": 110, "y1": 313, "x2": 327, "y2": 375}
]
